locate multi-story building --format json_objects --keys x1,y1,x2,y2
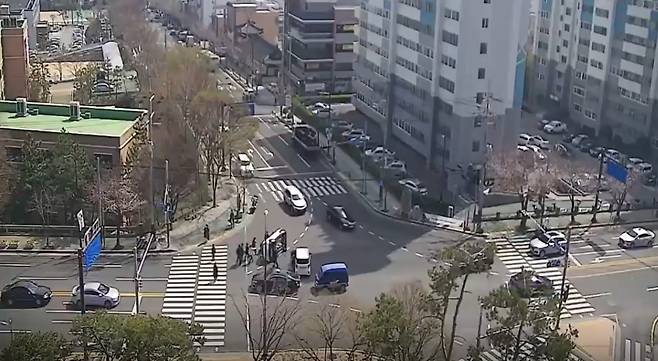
[
  {"x1": 353, "y1": 0, "x2": 529, "y2": 172},
  {"x1": 0, "y1": 0, "x2": 39, "y2": 49},
  {"x1": 1, "y1": 13, "x2": 29, "y2": 99},
  {"x1": 530, "y1": 0, "x2": 658, "y2": 161},
  {"x1": 283, "y1": 0, "x2": 357, "y2": 94}
]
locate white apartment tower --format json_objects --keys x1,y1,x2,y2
[
  {"x1": 530, "y1": 0, "x2": 658, "y2": 162},
  {"x1": 353, "y1": 0, "x2": 530, "y2": 174}
]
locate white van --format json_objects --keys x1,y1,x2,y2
[
  {"x1": 236, "y1": 153, "x2": 254, "y2": 177},
  {"x1": 291, "y1": 247, "x2": 311, "y2": 276}
]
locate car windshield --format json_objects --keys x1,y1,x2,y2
[
  {"x1": 291, "y1": 194, "x2": 302, "y2": 201},
  {"x1": 240, "y1": 160, "x2": 251, "y2": 166},
  {"x1": 627, "y1": 229, "x2": 639, "y2": 237},
  {"x1": 338, "y1": 209, "x2": 348, "y2": 218},
  {"x1": 97, "y1": 284, "x2": 110, "y2": 294},
  {"x1": 296, "y1": 258, "x2": 309, "y2": 265},
  {"x1": 538, "y1": 233, "x2": 550, "y2": 242}
]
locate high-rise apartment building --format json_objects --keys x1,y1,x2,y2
[
  {"x1": 353, "y1": 0, "x2": 530, "y2": 173},
  {"x1": 283, "y1": 0, "x2": 357, "y2": 94},
  {"x1": 530, "y1": 0, "x2": 658, "y2": 160}
]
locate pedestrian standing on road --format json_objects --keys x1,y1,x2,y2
[
  {"x1": 282, "y1": 236, "x2": 287, "y2": 252},
  {"x1": 272, "y1": 249, "x2": 279, "y2": 268},
  {"x1": 213, "y1": 262, "x2": 218, "y2": 282},
  {"x1": 236, "y1": 244, "x2": 244, "y2": 265},
  {"x1": 211, "y1": 244, "x2": 216, "y2": 261},
  {"x1": 251, "y1": 238, "x2": 256, "y2": 251},
  {"x1": 204, "y1": 224, "x2": 210, "y2": 240},
  {"x1": 245, "y1": 245, "x2": 252, "y2": 265}
]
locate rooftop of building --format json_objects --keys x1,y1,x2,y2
[
  {"x1": 0, "y1": 0, "x2": 35, "y2": 11},
  {"x1": 0, "y1": 100, "x2": 146, "y2": 138}
]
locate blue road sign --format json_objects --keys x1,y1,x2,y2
[
  {"x1": 83, "y1": 233, "x2": 102, "y2": 271},
  {"x1": 606, "y1": 159, "x2": 628, "y2": 183}
]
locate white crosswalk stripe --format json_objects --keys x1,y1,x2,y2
[
  {"x1": 194, "y1": 245, "x2": 228, "y2": 348},
  {"x1": 252, "y1": 176, "x2": 347, "y2": 201},
  {"x1": 161, "y1": 255, "x2": 199, "y2": 322},
  {"x1": 492, "y1": 236, "x2": 595, "y2": 319}
]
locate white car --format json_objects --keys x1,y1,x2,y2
[
  {"x1": 605, "y1": 149, "x2": 622, "y2": 162},
  {"x1": 383, "y1": 160, "x2": 407, "y2": 177},
  {"x1": 528, "y1": 144, "x2": 547, "y2": 160},
  {"x1": 529, "y1": 135, "x2": 550, "y2": 149},
  {"x1": 518, "y1": 133, "x2": 532, "y2": 146},
  {"x1": 311, "y1": 102, "x2": 329, "y2": 111},
  {"x1": 618, "y1": 227, "x2": 655, "y2": 249},
  {"x1": 71, "y1": 282, "x2": 120, "y2": 309},
  {"x1": 342, "y1": 128, "x2": 366, "y2": 139},
  {"x1": 398, "y1": 178, "x2": 427, "y2": 195},
  {"x1": 283, "y1": 185, "x2": 307, "y2": 214},
  {"x1": 312, "y1": 108, "x2": 333, "y2": 118},
  {"x1": 236, "y1": 153, "x2": 254, "y2": 177},
  {"x1": 543, "y1": 120, "x2": 567, "y2": 134},
  {"x1": 529, "y1": 231, "x2": 567, "y2": 258},
  {"x1": 365, "y1": 147, "x2": 395, "y2": 160},
  {"x1": 292, "y1": 247, "x2": 311, "y2": 276},
  {"x1": 626, "y1": 157, "x2": 644, "y2": 170}
]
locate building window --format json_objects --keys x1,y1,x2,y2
[
  {"x1": 557, "y1": 71, "x2": 563, "y2": 79},
  {"x1": 562, "y1": 39, "x2": 569, "y2": 47},
  {"x1": 480, "y1": 42, "x2": 488, "y2": 54},
  {"x1": 444, "y1": 9, "x2": 460, "y2": 21},
  {"x1": 581, "y1": 21, "x2": 592, "y2": 30},
  {"x1": 574, "y1": 103, "x2": 582, "y2": 112},
  {"x1": 591, "y1": 42, "x2": 606, "y2": 53},
  {"x1": 573, "y1": 86, "x2": 585, "y2": 96},
  {"x1": 593, "y1": 25, "x2": 607, "y2": 36},
  {"x1": 561, "y1": 55, "x2": 567, "y2": 63},
  {"x1": 439, "y1": 76, "x2": 455, "y2": 93},
  {"x1": 472, "y1": 141, "x2": 481, "y2": 152},
  {"x1": 564, "y1": 23, "x2": 570, "y2": 32},
  {"x1": 577, "y1": 55, "x2": 588, "y2": 64},
  {"x1": 584, "y1": 109, "x2": 598, "y2": 120},
  {"x1": 579, "y1": 38, "x2": 590, "y2": 47},
  {"x1": 484, "y1": 0, "x2": 490, "y2": 3},
  {"x1": 477, "y1": 68, "x2": 486, "y2": 79},
  {"x1": 590, "y1": 59, "x2": 603, "y2": 69},
  {"x1": 476, "y1": 92, "x2": 485, "y2": 104},
  {"x1": 595, "y1": 7, "x2": 609, "y2": 18},
  {"x1": 441, "y1": 55, "x2": 456, "y2": 68},
  {"x1": 336, "y1": 24, "x2": 355, "y2": 33},
  {"x1": 442, "y1": 31, "x2": 459, "y2": 46},
  {"x1": 481, "y1": 18, "x2": 489, "y2": 28},
  {"x1": 537, "y1": 72, "x2": 545, "y2": 80},
  {"x1": 537, "y1": 41, "x2": 548, "y2": 50},
  {"x1": 575, "y1": 71, "x2": 587, "y2": 80},
  {"x1": 538, "y1": 57, "x2": 547, "y2": 65}
]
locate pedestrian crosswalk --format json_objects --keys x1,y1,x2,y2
[
  {"x1": 461, "y1": 341, "x2": 584, "y2": 361},
  {"x1": 253, "y1": 176, "x2": 347, "y2": 202},
  {"x1": 493, "y1": 235, "x2": 595, "y2": 319},
  {"x1": 161, "y1": 255, "x2": 199, "y2": 322},
  {"x1": 194, "y1": 245, "x2": 228, "y2": 348},
  {"x1": 159, "y1": 246, "x2": 229, "y2": 349},
  {"x1": 622, "y1": 338, "x2": 653, "y2": 361}
]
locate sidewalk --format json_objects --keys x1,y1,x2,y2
[{"x1": 564, "y1": 317, "x2": 618, "y2": 361}]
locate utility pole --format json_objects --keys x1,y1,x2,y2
[
  {"x1": 475, "y1": 93, "x2": 495, "y2": 233},
  {"x1": 165, "y1": 159, "x2": 170, "y2": 248},
  {"x1": 476, "y1": 303, "x2": 484, "y2": 351},
  {"x1": 555, "y1": 226, "x2": 572, "y2": 331},
  {"x1": 148, "y1": 94, "x2": 155, "y2": 229},
  {"x1": 591, "y1": 148, "x2": 606, "y2": 223},
  {"x1": 96, "y1": 156, "x2": 103, "y2": 247},
  {"x1": 262, "y1": 209, "x2": 269, "y2": 361},
  {"x1": 134, "y1": 246, "x2": 140, "y2": 314}
]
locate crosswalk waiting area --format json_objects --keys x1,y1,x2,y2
[
  {"x1": 253, "y1": 176, "x2": 347, "y2": 202},
  {"x1": 161, "y1": 245, "x2": 228, "y2": 348},
  {"x1": 493, "y1": 235, "x2": 595, "y2": 319}
]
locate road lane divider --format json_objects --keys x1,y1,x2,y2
[
  {"x1": 647, "y1": 286, "x2": 658, "y2": 292},
  {"x1": 18, "y1": 276, "x2": 69, "y2": 281},
  {"x1": 0, "y1": 263, "x2": 32, "y2": 267},
  {"x1": 582, "y1": 292, "x2": 612, "y2": 299},
  {"x1": 51, "y1": 291, "x2": 165, "y2": 298}
]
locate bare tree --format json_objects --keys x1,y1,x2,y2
[
  {"x1": 608, "y1": 171, "x2": 640, "y2": 222},
  {"x1": 553, "y1": 161, "x2": 598, "y2": 224},
  {"x1": 88, "y1": 171, "x2": 145, "y2": 249},
  {"x1": 232, "y1": 293, "x2": 302, "y2": 361}
]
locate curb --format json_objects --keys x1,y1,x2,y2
[
  {"x1": 0, "y1": 248, "x2": 178, "y2": 255},
  {"x1": 323, "y1": 153, "x2": 484, "y2": 238},
  {"x1": 489, "y1": 216, "x2": 658, "y2": 238}
]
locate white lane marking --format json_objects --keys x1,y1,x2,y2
[
  {"x1": 18, "y1": 276, "x2": 68, "y2": 280},
  {"x1": 568, "y1": 253, "x2": 583, "y2": 267},
  {"x1": 582, "y1": 292, "x2": 611, "y2": 299},
  {"x1": 248, "y1": 140, "x2": 271, "y2": 168},
  {"x1": 307, "y1": 300, "x2": 319, "y2": 304},
  {"x1": 647, "y1": 286, "x2": 658, "y2": 292},
  {"x1": 415, "y1": 253, "x2": 424, "y2": 258},
  {"x1": 368, "y1": 231, "x2": 375, "y2": 236},
  {"x1": 570, "y1": 249, "x2": 623, "y2": 256},
  {"x1": 401, "y1": 247, "x2": 409, "y2": 252},
  {"x1": 278, "y1": 135, "x2": 289, "y2": 146},
  {"x1": 0, "y1": 263, "x2": 31, "y2": 267},
  {"x1": 388, "y1": 241, "x2": 396, "y2": 246},
  {"x1": 591, "y1": 254, "x2": 623, "y2": 263},
  {"x1": 297, "y1": 154, "x2": 311, "y2": 168}
]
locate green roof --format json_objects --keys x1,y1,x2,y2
[{"x1": 0, "y1": 100, "x2": 146, "y2": 138}]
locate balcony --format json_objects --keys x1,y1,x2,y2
[
  {"x1": 290, "y1": 44, "x2": 333, "y2": 61},
  {"x1": 289, "y1": 27, "x2": 334, "y2": 43},
  {"x1": 288, "y1": 9, "x2": 334, "y2": 22}
]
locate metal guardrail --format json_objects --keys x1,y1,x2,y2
[{"x1": 0, "y1": 224, "x2": 139, "y2": 238}]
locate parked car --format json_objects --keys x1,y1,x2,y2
[
  {"x1": 618, "y1": 227, "x2": 655, "y2": 249},
  {"x1": 527, "y1": 144, "x2": 547, "y2": 160},
  {"x1": 571, "y1": 134, "x2": 589, "y2": 146},
  {"x1": 562, "y1": 133, "x2": 575, "y2": 144},
  {"x1": 530, "y1": 135, "x2": 550, "y2": 149},
  {"x1": 348, "y1": 135, "x2": 371, "y2": 148},
  {"x1": 326, "y1": 205, "x2": 356, "y2": 230},
  {"x1": 537, "y1": 119, "x2": 550, "y2": 130},
  {"x1": 529, "y1": 231, "x2": 567, "y2": 258},
  {"x1": 508, "y1": 271, "x2": 554, "y2": 298},
  {"x1": 518, "y1": 133, "x2": 532, "y2": 146},
  {"x1": 365, "y1": 146, "x2": 395, "y2": 160},
  {"x1": 554, "y1": 143, "x2": 571, "y2": 158},
  {"x1": 283, "y1": 185, "x2": 307, "y2": 215},
  {"x1": 342, "y1": 128, "x2": 366, "y2": 139},
  {"x1": 626, "y1": 157, "x2": 644, "y2": 170},
  {"x1": 312, "y1": 108, "x2": 333, "y2": 118},
  {"x1": 71, "y1": 282, "x2": 120, "y2": 309},
  {"x1": 605, "y1": 149, "x2": 622, "y2": 162},
  {"x1": 333, "y1": 120, "x2": 353, "y2": 131},
  {"x1": 543, "y1": 120, "x2": 567, "y2": 134},
  {"x1": 291, "y1": 247, "x2": 311, "y2": 276},
  {"x1": 381, "y1": 160, "x2": 405, "y2": 176},
  {"x1": 311, "y1": 102, "x2": 329, "y2": 111},
  {"x1": 578, "y1": 139, "x2": 593, "y2": 153},
  {"x1": 398, "y1": 178, "x2": 428, "y2": 195},
  {"x1": 313, "y1": 263, "x2": 349, "y2": 294},
  {"x1": 1, "y1": 280, "x2": 52, "y2": 308},
  {"x1": 589, "y1": 147, "x2": 604, "y2": 158},
  {"x1": 636, "y1": 162, "x2": 653, "y2": 175},
  {"x1": 248, "y1": 269, "x2": 300, "y2": 295}
]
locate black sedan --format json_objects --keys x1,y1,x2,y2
[
  {"x1": 326, "y1": 205, "x2": 356, "y2": 230},
  {"x1": 248, "y1": 269, "x2": 301, "y2": 295},
  {"x1": 508, "y1": 271, "x2": 554, "y2": 298},
  {"x1": 1, "y1": 280, "x2": 52, "y2": 308}
]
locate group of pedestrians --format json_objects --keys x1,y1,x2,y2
[{"x1": 235, "y1": 239, "x2": 258, "y2": 266}]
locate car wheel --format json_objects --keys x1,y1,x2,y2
[
  {"x1": 539, "y1": 250, "x2": 546, "y2": 258},
  {"x1": 649, "y1": 240, "x2": 654, "y2": 247},
  {"x1": 35, "y1": 298, "x2": 41, "y2": 306},
  {"x1": 6, "y1": 299, "x2": 12, "y2": 306},
  {"x1": 104, "y1": 300, "x2": 112, "y2": 309}
]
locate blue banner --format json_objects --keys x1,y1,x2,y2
[
  {"x1": 83, "y1": 233, "x2": 102, "y2": 271},
  {"x1": 606, "y1": 159, "x2": 628, "y2": 184}
]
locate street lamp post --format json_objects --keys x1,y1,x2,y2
[
  {"x1": 591, "y1": 148, "x2": 606, "y2": 223},
  {"x1": 148, "y1": 94, "x2": 155, "y2": 229},
  {"x1": 262, "y1": 209, "x2": 269, "y2": 361}
]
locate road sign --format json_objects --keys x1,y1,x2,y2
[
  {"x1": 76, "y1": 210, "x2": 85, "y2": 231},
  {"x1": 606, "y1": 159, "x2": 627, "y2": 183},
  {"x1": 83, "y1": 233, "x2": 102, "y2": 271}
]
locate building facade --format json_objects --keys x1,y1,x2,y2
[
  {"x1": 353, "y1": 0, "x2": 529, "y2": 172},
  {"x1": 1, "y1": 15, "x2": 29, "y2": 99},
  {"x1": 530, "y1": 0, "x2": 658, "y2": 160},
  {"x1": 0, "y1": 0, "x2": 39, "y2": 49},
  {"x1": 283, "y1": 0, "x2": 357, "y2": 94}
]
